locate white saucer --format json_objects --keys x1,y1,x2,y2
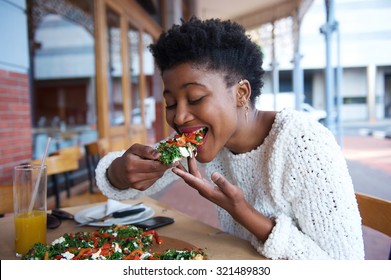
[{"x1": 74, "y1": 204, "x2": 154, "y2": 227}]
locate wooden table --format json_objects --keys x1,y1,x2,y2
[{"x1": 0, "y1": 196, "x2": 266, "y2": 260}]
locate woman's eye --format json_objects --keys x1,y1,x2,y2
[
  {"x1": 188, "y1": 97, "x2": 204, "y2": 105},
  {"x1": 165, "y1": 103, "x2": 177, "y2": 110}
]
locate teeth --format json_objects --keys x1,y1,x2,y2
[
  {"x1": 195, "y1": 127, "x2": 206, "y2": 134},
  {"x1": 181, "y1": 128, "x2": 206, "y2": 135}
]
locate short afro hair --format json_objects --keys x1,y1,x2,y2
[{"x1": 149, "y1": 17, "x2": 265, "y2": 104}]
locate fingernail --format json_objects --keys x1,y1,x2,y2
[
  {"x1": 171, "y1": 168, "x2": 179, "y2": 175},
  {"x1": 211, "y1": 172, "x2": 220, "y2": 182},
  {"x1": 152, "y1": 150, "x2": 160, "y2": 157}
]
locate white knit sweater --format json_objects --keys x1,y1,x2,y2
[{"x1": 95, "y1": 109, "x2": 365, "y2": 260}]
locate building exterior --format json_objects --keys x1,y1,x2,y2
[
  {"x1": 1, "y1": 0, "x2": 389, "y2": 185},
  {"x1": 0, "y1": 0, "x2": 189, "y2": 184},
  {"x1": 256, "y1": 0, "x2": 391, "y2": 122},
  {"x1": 0, "y1": 0, "x2": 31, "y2": 184}
]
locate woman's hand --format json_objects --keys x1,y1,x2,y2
[
  {"x1": 173, "y1": 155, "x2": 275, "y2": 243},
  {"x1": 107, "y1": 143, "x2": 178, "y2": 191},
  {"x1": 173, "y1": 156, "x2": 247, "y2": 215}
]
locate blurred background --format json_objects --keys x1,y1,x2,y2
[{"x1": 0, "y1": 0, "x2": 390, "y2": 259}]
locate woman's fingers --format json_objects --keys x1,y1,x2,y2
[
  {"x1": 173, "y1": 168, "x2": 237, "y2": 200},
  {"x1": 131, "y1": 177, "x2": 162, "y2": 191},
  {"x1": 172, "y1": 167, "x2": 214, "y2": 196},
  {"x1": 124, "y1": 153, "x2": 172, "y2": 173},
  {"x1": 211, "y1": 172, "x2": 230, "y2": 192},
  {"x1": 110, "y1": 143, "x2": 178, "y2": 190},
  {"x1": 127, "y1": 143, "x2": 160, "y2": 160},
  {"x1": 211, "y1": 172, "x2": 239, "y2": 198},
  {"x1": 124, "y1": 143, "x2": 179, "y2": 175},
  {"x1": 211, "y1": 171, "x2": 246, "y2": 213},
  {"x1": 172, "y1": 167, "x2": 204, "y2": 186},
  {"x1": 172, "y1": 168, "x2": 246, "y2": 215},
  {"x1": 187, "y1": 153, "x2": 202, "y2": 178}
]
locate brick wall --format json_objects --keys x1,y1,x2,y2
[{"x1": 0, "y1": 69, "x2": 32, "y2": 184}]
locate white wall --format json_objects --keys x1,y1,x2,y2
[
  {"x1": 342, "y1": 68, "x2": 367, "y2": 97},
  {"x1": 300, "y1": 0, "x2": 391, "y2": 69},
  {"x1": 260, "y1": 0, "x2": 391, "y2": 70},
  {"x1": 0, "y1": 0, "x2": 29, "y2": 73},
  {"x1": 34, "y1": 14, "x2": 95, "y2": 79},
  {"x1": 255, "y1": 93, "x2": 295, "y2": 111},
  {"x1": 256, "y1": 0, "x2": 391, "y2": 121},
  {"x1": 312, "y1": 72, "x2": 325, "y2": 108},
  {"x1": 342, "y1": 105, "x2": 367, "y2": 121}
]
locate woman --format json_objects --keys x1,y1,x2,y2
[{"x1": 96, "y1": 17, "x2": 364, "y2": 260}]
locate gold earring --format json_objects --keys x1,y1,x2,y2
[
  {"x1": 238, "y1": 80, "x2": 248, "y2": 122},
  {"x1": 243, "y1": 102, "x2": 249, "y2": 123}
]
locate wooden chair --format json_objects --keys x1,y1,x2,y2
[
  {"x1": 355, "y1": 192, "x2": 391, "y2": 259},
  {"x1": 58, "y1": 145, "x2": 84, "y2": 193},
  {"x1": 84, "y1": 139, "x2": 109, "y2": 193},
  {"x1": 58, "y1": 145, "x2": 83, "y2": 161},
  {"x1": 32, "y1": 154, "x2": 79, "y2": 209},
  {"x1": 0, "y1": 184, "x2": 13, "y2": 216},
  {"x1": 110, "y1": 137, "x2": 128, "y2": 151}
]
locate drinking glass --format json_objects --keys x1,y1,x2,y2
[{"x1": 13, "y1": 164, "x2": 47, "y2": 257}]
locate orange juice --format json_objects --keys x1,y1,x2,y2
[{"x1": 14, "y1": 210, "x2": 47, "y2": 256}]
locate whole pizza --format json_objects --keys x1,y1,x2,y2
[{"x1": 22, "y1": 225, "x2": 205, "y2": 260}]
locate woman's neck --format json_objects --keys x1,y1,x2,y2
[{"x1": 226, "y1": 110, "x2": 277, "y2": 154}]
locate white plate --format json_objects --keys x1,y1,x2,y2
[{"x1": 74, "y1": 204, "x2": 154, "y2": 227}]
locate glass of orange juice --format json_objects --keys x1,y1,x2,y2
[{"x1": 13, "y1": 164, "x2": 47, "y2": 257}]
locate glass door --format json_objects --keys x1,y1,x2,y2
[
  {"x1": 106, "y1": 6, "x2": 124, "y2": 127},
  {"x1": 126, "y1": 22, "x2": 147, "y2": 145},
  {"x1": 93, "y1": 0, "x2": 161, "y2": 150},
  {"x1": 128, "y1": 25, "x2": 141, "y2": 126},
  {"x1": 30, "y1": 0, "x2": 97, "y2": 155}
]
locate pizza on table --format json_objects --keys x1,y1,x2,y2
[{"x1": 23, "y1": 225, "x2": 205, "y2": 260}]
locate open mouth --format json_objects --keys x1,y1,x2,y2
[
  {"x1": 196, "y1": 127, "x2": 208, "y2": 151},
  {"x1": 196, "y1": 127, "x2": 207, "y2": 135},
  {"x1": 157, "y1": 127, "x2": 208, "y2": 165}
]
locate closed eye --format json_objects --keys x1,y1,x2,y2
[
  {"x1": 188, "y1": 97, "x2": 204, "y2": 105},
  {"x1": 165, "y1": 103, "x2": 177, "y2": 110}
]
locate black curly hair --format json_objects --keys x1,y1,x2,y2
[{"x1": 149, "y1": 17, "x2": 265, "y2": 105}]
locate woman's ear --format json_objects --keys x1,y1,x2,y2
[{"x1": 236, "y1": 79, "x2": 251, "y2": 107}]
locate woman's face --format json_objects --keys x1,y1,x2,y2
[{"x1": 162, "y1": 63, "x2": 239, "y2": 163}]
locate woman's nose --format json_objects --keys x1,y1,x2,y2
[{"x1": 173, "y1": 103, "x2": 193, "y2": 125}]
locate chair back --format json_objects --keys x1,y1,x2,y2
[
  {"x1": 356, "y1": 192, "x2": 391, "y2": 237},
  {"x1": 31, "y1": 154, "x2": 79, "y2": 176},
  {"x1": 85, "y1": 138, "x2": 109, "y2": 158},
  {"x1": 84, "y1": 139, "x2": 109, "y2": 193},
  {"x1": 58, "y1": 145, "x2": 84, "y2": 161},
  {"x1": 110, "y1": 137, "x2": 129, "y2": 152},
  {"x1": 31, "y1": 154, "x2": 80, "y2": 209},
  {"x1": 0, "y1": 184, "x2": 13, "y2": 215}
]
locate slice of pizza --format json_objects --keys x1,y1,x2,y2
[{"x1": 156, "y1": 128, "x2": 206, "y2": 165}]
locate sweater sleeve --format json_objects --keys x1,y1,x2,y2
[
  {"x1": 254, "y1": 113, "x2": 364, "y2": 259},
  {"x1": 95, "y1": 150, "x2": 177, "y2": 201}
]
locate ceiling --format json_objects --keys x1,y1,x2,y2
[{"x1": 194, "y1": 0, "x2": 314, "y2": 30}]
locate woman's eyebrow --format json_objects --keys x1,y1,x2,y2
[
  {"x1": 163, "y1": 82, "x2": 207, "y2": 96},
  {"x1": 182, "y1": 82, "x2": 207, "y2": 88}
]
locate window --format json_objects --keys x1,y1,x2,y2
[
  {"x1": 106, "y1": 7, "x2": 123, "y2": 126},
  {"x1": 128, "y1": 25, "x2": 141, "y2": 125},
  {"x1": 31, "y1": 0, "x2": 97, "y2": 150}
]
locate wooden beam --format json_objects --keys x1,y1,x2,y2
[
  {"x1": 94, "y1": 0, "x2": 110, "y2": 140},
  {"x1": 233, "y1": 0, "x2": 309, "y2": 30}
]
